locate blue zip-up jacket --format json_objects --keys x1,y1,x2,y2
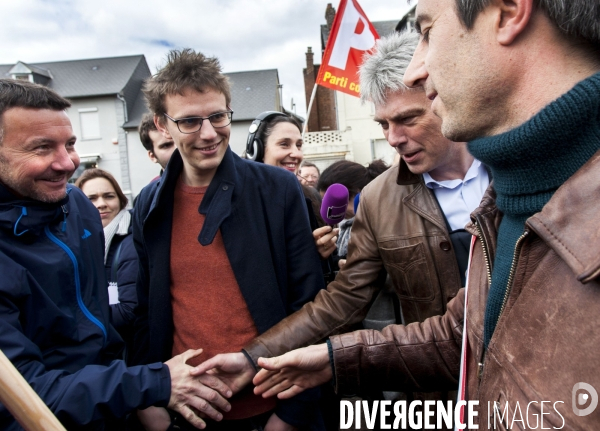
[
  {"x1": 131, "y1": 147, "x2": 326, "y2": 428},
  {"x1": 0, "y1": 184, "x2": 170, "y2": 430}
]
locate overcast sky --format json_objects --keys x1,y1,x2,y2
[{"x1": 0, "y1": 0, "x2": 414, "y2": 118}]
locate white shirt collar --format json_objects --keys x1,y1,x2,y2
[{"x1": 423, "y1": 159, "x2": 483, "y2": 190}]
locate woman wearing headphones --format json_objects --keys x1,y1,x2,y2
[{"x1": 246, "y1": 112, "x2": 338, "y2": 283}]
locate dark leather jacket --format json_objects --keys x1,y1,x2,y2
[
  {"x1": 244, "y1": 159, "x2": 463, "y2": 362},
  {"x1": 329, "y1": 150, "x2": 600, "y2": 429}
]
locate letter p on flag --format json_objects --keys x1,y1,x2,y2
[{"x1": 316, "y1": 0, "x2": 379, "y2": 97}]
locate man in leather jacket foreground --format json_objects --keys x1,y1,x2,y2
[{"x1": 238, "y1": 0, "x2": 600, "y2": 429}]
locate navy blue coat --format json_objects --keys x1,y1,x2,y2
[
  {"x1": 0, "y1": 185, "x2": 170, "y2": 430},
  {"x1": 105, "y1": 219, "x2": 137, "y2": 346},
  {"x1": 132, "y1": 147, "x2": 325, "y2": 427}
]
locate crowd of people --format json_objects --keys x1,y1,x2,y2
[{"x1": 0, "y1": 0, "x2": 599, "y2": 429}]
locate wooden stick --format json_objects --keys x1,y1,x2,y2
[{"x1": 0, "y1": 349, "x2": 65, "y2": 431}]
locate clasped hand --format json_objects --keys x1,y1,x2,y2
[
  {"x1": 252, "y1": 344, "x2": 332, "y2": 399},
  {"x1": 164, "y1": 349, "x2": 234, "y2": 429}
]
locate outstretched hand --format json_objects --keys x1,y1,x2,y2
[
  {"x1": 253, "y1": 344, "x2": 332, "y2": 399},
  {"x1": 191, "y1": 352, "x2": 256, "y2": 396},
  {"x1": 165, "y1": 349, "x2": 232, "y2": 429}
]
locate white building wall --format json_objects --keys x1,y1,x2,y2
[
  {"x1": 126, "y1": 130, "x2": 162, "y2": 198},
  {"x1": 335, "y1": 92, "x2": 396, "y2": 166},
  {"x1": 67, "y1": 96, "x2": 123, "y2": 182},
  {"x1": 229, "y1": 120, "x2": 252, "y2": 156}
]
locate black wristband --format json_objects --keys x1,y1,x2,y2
[{"x1": 326, "y1": 339, "x2": 336, "y2": 388}]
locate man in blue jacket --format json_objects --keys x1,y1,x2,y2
[
  {"x1": 0, "y1": 78, "x2": 234, "y2": 430},
  {"x1": 131, "y1": 49, "x2": 325, "y2": 430}
]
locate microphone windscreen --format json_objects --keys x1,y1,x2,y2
[{"x1": 320, "y1": 183, "x2": 349, "y2": 225}]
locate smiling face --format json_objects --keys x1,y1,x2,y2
[
  {"x1": 158, "y1": 88, "x2": 230, "y2": 187},
  {"x1": 80, "y1": 177, "x2": 122, "y2": 228},
  {"x1": 0, "y1": 107, "x2": 79, "y2": 203},
  {"x1": 404, "y1": 0, "x2": 507, "y2": 142},
  {"x1": 263, "y1": 122, "x2": 303, "y2": 174},
  {"x1": 374, "y1": 89, "x2": 470, "y2": 181}
]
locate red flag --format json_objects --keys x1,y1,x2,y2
[{"x1": 316, "y1": 0, "x2": 380, "y2": 98}]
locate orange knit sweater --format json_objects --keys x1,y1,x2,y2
[{"x1": 170, "y1": 179, "x2": 275, "y2": 420}]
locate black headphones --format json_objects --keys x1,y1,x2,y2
[{"x1": 245, "y1": 111, "x2": 287, "y2": 162}]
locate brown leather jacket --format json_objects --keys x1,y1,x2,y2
[
  {"x1": 244, "y1": 159, "x2": 462, "y2": 362},
  {"x1": 330, "y1": 151, "x2": 600, "y2": 429}
]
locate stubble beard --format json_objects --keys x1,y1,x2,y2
[{"x1": 0, "y1": 158, "x2": 68, "y2": 204}]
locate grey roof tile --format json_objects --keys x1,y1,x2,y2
[
  {"x1": 0, "y1": 55, "x2": 147, "y2": 99},
  {"x1": 123, "y1": 90, "x2": 150, "y2": 129},
  {"x1": 227, "y1": 69, "x2": 281, "y2": 121}
]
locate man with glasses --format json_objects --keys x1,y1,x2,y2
[{"x1": 131, "y1": 49, "x2": 325, "y2": 430}]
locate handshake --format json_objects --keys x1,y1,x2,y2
[{"x1": 143, "y1": 345, "x2": 332, "y2": 430}]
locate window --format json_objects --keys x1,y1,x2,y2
[
  {"x1": 12, "y1": 74, "x2": 33, "y2": 82},
  {"x1": 69, "y1": 154, "x2": 101, "y2": 183},
  {"x1": 79, "y1": 108, "x2": 101, "y2": 140}
]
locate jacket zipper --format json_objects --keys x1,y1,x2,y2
[
  {"x1": 44, "y1": 226, "x2": 107, "y2": 343},
  {"x1": 475, "y1": 222, "x2": 529, "y2": 381},
  {"x1": 474, "y1": 220, "x2": 492, "y2": 380},
  {"x1": 497, "y1": 230, "x2": 529, "y2": 325}
]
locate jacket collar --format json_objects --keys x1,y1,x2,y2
[
  {"x1": 396, "y1": 158, "x2": 421, "y2": 185},
  {"x1": 466, "y1": 184, "x2": 500, "y2": 272},
  {"x1": 0, "y1": 183, "x2": 70, "y2": 238},
  {"x1": 469, "y1": 150, "x2": 600, "y2": 282},
  {"x1": 527, "y1": 149, "x2": 600, "y2": 283},
  {"x1": 395, "y1": 160, "x2": 448, "y2": 233},
  {"x1": 148, "y1": 146, "x2": 242, "y2": 246}
]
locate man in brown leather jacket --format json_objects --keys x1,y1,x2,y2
[
  {"x1": 195, "y1": 31, "x2": 488, "y2": 408},
  {"x1": 238, "y1": 0, "x2": 600, "y2": 429}
]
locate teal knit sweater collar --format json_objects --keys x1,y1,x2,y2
[
  {"x1": 467, "y1": 72, "x2": 600, "y2": 349},
  {"x1": 468, "y1": 72, "x2": 600, "y2": 217}
]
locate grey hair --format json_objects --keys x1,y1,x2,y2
[
  {"x1": 359, "y1": 31, "x2": 420, "y2": 106},
  {"x1": 455, "y1": 0, "x2": 600, "y2": 48}
]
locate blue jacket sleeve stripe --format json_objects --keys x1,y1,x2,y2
[{"x1": 44, "y1": 226, "x2": 107, "y2": 341}]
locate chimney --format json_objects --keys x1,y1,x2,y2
[
  {"x1": 305, "y1": 47, "x2": 314, "y2": 76},
  {"x1": 325, "y1": 3, "x2": 336, "y2": 30}
]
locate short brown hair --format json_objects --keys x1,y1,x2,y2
[
  {"x1": 138, "y1": 113, "x2": 157, "y2": 152},
  {"x1": 143, "y1": 49, "x2": 231, "y2": 118},
  {"x1": 0, "y1": 79, "x2": 71, "y2": 145},
  {"x1": 74, "y1": 168, "x2": 128, "y2": 210}
]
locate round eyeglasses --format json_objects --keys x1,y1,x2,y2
[{"x1": 163, "y1": 110, "x2": 233, "y2": 134}]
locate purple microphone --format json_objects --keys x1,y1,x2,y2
[{"x1": 320, "y1": 183, "x2": 349, "y2": 225}]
